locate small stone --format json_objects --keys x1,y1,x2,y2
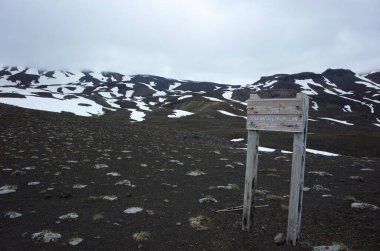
[
  {"x1": 69, "y1": 237, "x2": 83, "y2": 246},
  {"x1": 349, "y1": 176, "x2": 364, "y2": 182},
  {"x1": 59, "y1": 192, "x2": 71, "y2": 198},
  {"x1": 280, "y1": 204, "x2": 289, "y2": 210},
  {"x1": 126, "y1": 193, "x2": 132, "y2": 197},
  {"x1": 274, "y1": 233, "x2": 285, "y2": 245},
  {"x1": 132, "y1": 231, "x2": 149, "y2": 241},
  {"x1": 176, "y1": 222, "x2": 182, "y2": 226},
  {"x1": 92, "y1": 213, "x2": 104, "y2": 220},
  {"x1": 138, "y1": 244, "x2": 143, "y2": 249}
]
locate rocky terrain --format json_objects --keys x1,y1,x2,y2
[{"x1": 0, "y1": 66, "x2": 380, "y2": 250}]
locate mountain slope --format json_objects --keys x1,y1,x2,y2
[{"x1": 0, "y1": 66, "x2": 379, "y2": 128}]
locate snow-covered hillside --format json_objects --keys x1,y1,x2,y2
[{"x1": 0, "y1": 66, "x2": 379, "y2": 127}]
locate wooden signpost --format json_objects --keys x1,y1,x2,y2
[{"x1": 242, "y1": 92, "x2": 309, "y2": 245}]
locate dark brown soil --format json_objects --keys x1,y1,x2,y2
[{"x1": 0, "y1": 104, "x2": 379, "y2": 250}]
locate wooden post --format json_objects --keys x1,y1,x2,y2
[
  {"x1": 242, "y1": 129, "x2": 260, "y2": 231},
  {"x1": 286, "y1": 93, "x2": 309, "y2": 245}
]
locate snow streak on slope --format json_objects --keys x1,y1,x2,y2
[
  {"x1": 294, "y1": 79, "x2": 322, "y2": 95},
  {"x1": 168, "y1": 110, "x2": 194, "y2": 118},
  {"x1": 319, "y1": 117, "x2": 354, "y2": 125}
]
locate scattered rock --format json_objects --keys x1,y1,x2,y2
[
  {"x1": 322, "y1": 194, "x2": 334, "y2": 198},
  {"x1": 146, "y1": 210, "x2": 155, "y2": 215},
  {"x1": 31, "y1": 230, "x2": 61, "y2": 243},
  {"x1": 308, "y1": 171, "x2": 333, "y2": 177},
  {"x1": 349, "y1": 176, "x2": 364, "y2": 182},
  {"x1": 92, "y1": 213, "x2": 104, "y2": 220},
  {"x1": 186, "y1": 170, "x2": 206, "y2": 176},
  {"x1": 132, "y1": 231, "x2": 149, "y2": 241},
  {"x1": 360, "y1": 168, "x2": 375, "y2": 171},
  {"x1": 11, "y1": 170, "x2": 26, "y2": 176},
  {"x1": 280, "y1": 204, "x2": 289, "y2": 210},
  {"x1": 255, "y1": 189, "x2": 269, "y2": 195},
  {"x1": 266, "y1": 194, "x2": 284, "y2": 200},
  {"x1": 59, "y1": 212, "x2": 79, "y2": 220},
  {"x1": 115, "y1": 179, "x2": 136, "y2": 187},
  {"x1": 209, "y1": 184, "x2": 239, "y2": 190},
  {"x1": 106, "y1": 172, "x2": 121, "y2": 177},
  {"x1": 59, "y1": 192, "x2": 71, "y2": 199},
  {"x1": 0, "y1": 185, "x2": 17, "y2": 194},
  {"x1": 94, "y1": 163, "x2": 108, "y2": 169},
  {"x1": 312, "y1": 184, "x2": 330, "y2": 192},
  {"x1": 4, "y1": 211, "x2": 22, "y2": 219},
  {"x1": 312, "y1": 244, "x2": 346, "y2": 251},
  {"x1": 351, "y1": 202, "x2": 379, "y2": 211},
  {"x1": 72, "y1": 184, "x2": 87, "y2": 189},
  {"x1": 103, "y1": 195, "x2": 118, "y2": 201},
  {"x1": 343, "y1": 195, "x2": 357, "y2": 202},
  {"x1": 27, "y1": 181, "x2": 40, "y2": 186},
  {"x1": 189, "y1": 215, "x2": 210, "y2": 231},
  {"x1": 69, "y1": 237, "x2": 83, "y2": 246},
  {"x1": 199, "y1": 195, "x2": 218, "y2": 204},
  {"x1": 124, "y1": 207, "x2": 143, "y2": 214},
  {"x1": 273, "y1": 233, "x2": 285, "y2": 245}
]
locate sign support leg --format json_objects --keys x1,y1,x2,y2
[
  {"x1": 287, "y1": 93, "x2": 309, "y2": 244},
  {"x1": 242, "y1": 130, "x2": 260, "y2": 231}
]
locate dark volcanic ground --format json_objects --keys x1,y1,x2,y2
[{"x1": 0, "y1": 104, "x2": 379, "y2": 250}]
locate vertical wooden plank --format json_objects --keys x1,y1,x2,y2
[
  {"x1": 287, "y1": 93, "x2": 309, "y2": 244},
  {"x1": 242, "y1": 130, "x2": 260, "y2": 231}
]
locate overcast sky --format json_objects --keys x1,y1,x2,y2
[{"x1": 0, "y1": 0, "x2": 379, "y2": 85}]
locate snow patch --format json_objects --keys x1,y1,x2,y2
[
  {"x1": 168, "y1": 109, "x2": 194, "y2": 118},
  {"x1": 128, "y1": 109, "x2": 146, "y2": 122},
  {"x1": 319, "y1": 117, "x2": 354, "y2": 125},
  {"x1": 203, "y1": 96, "x2": 223, "y2": 102}
]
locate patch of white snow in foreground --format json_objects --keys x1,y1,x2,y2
[
  {"x1": 319, "y1": 117, "x2": 354, "y2": 125},
  {"x1": 306, "y1": 149, "x2": 340, "y2": 156},
  {"x1": 259, "y1": 147, "x2": 276, "y2": 152},
  {"x1": 230, "y1": 138, "x2": 244, "y2": 142},
  {"x1": 168, "y1": 109, "x2": 194, "y2": 118}
]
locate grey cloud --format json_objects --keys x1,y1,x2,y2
[{"x1": 0, "y1": 0, "x2": 379, "y2": 85}]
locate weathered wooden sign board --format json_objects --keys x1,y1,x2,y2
[{"x1": 242, "y1": 93, "x2": 309, "y2": 245}]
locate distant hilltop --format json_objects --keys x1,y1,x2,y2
[{"x1": 0, "y1": 66, "x2": 379, "y2": 128}]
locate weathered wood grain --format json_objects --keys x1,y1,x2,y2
[
  {"x1": 247, "y1": 99, "x2": 303, "y2": 115},
  {"x1": 247, "y1": 114, "x2": 302, "y2": 132},
  {"x1": 242, "y1": 130, "x2": 260, "y2": 231},
  {"x1": 286, "y1": 93, "x2": 309, "y2": 245},
  {"x1": 246, "y1": 98, "x2": 305, "y2": 132}
]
